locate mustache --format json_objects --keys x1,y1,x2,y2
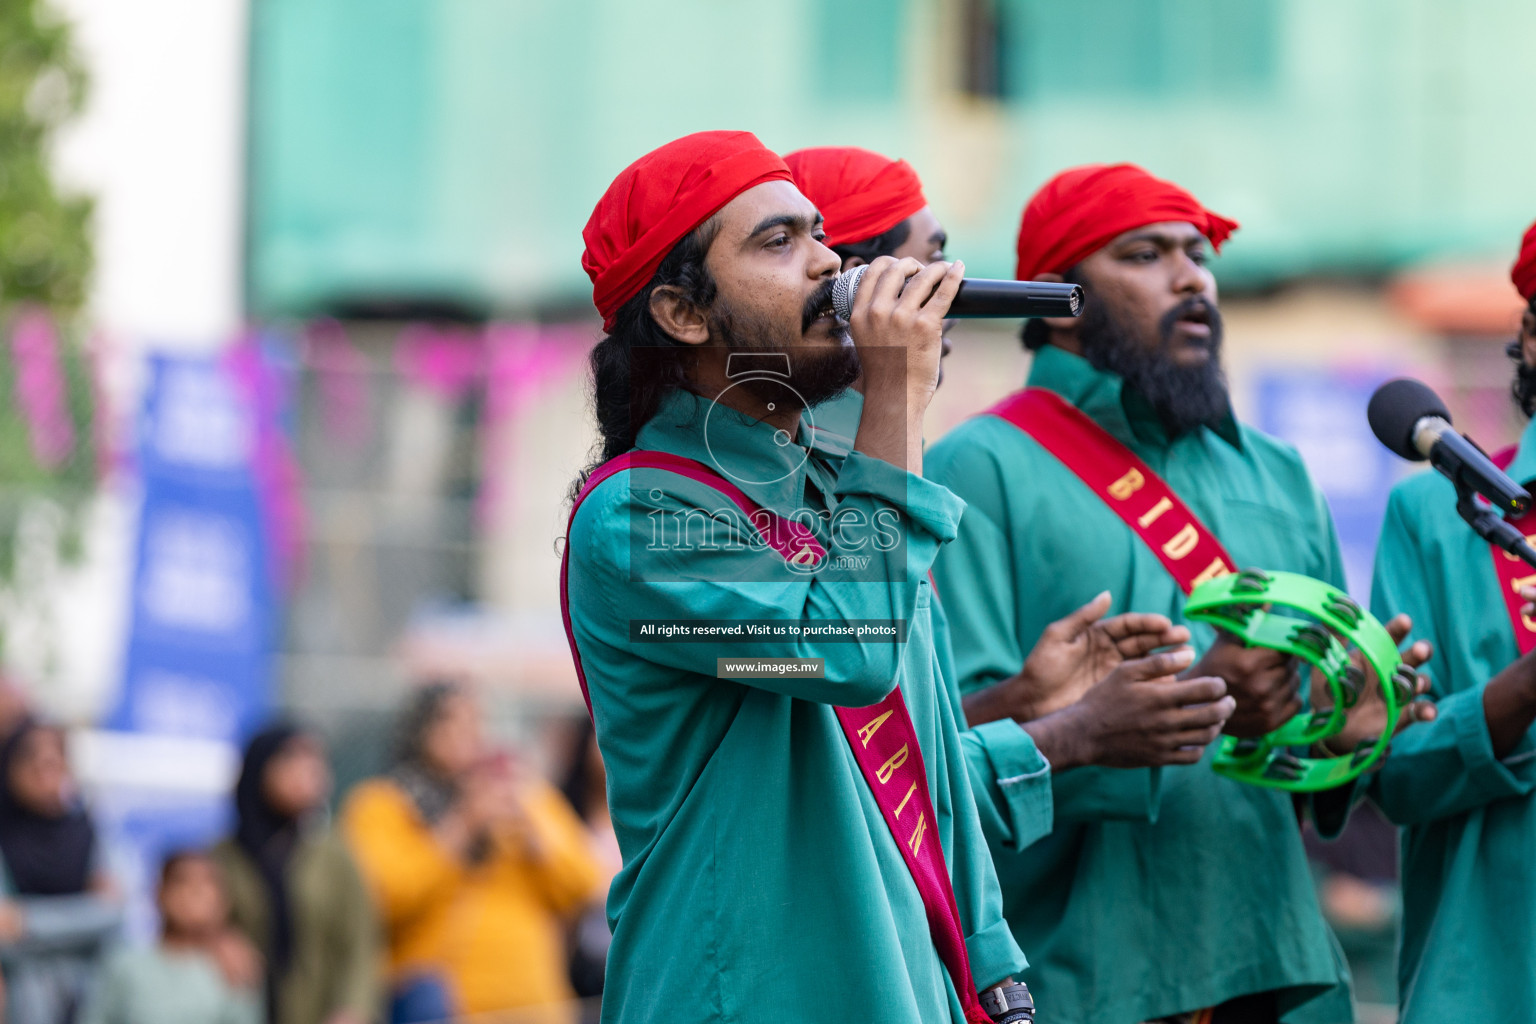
[
  {"x1": 1158, "y1": 296, "x2": 1222, "y2": 349},
  {"x1": 801, "y1": 279, "x2": 838, "y2": 333}
]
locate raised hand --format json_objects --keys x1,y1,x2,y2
[
  {"x1": 1024, "y1": 648, "x2": 1235, "y2": 769},
  {"x1": 1318, "y1": 613, "x2": 1435, "y2": 758},
  {"x1": 850, "y1": 256, "x2": 964, "y2": 475},
  {"x1": 1190, "y1": 629, "x2": 1303, "y2": 738},
  {"x1": 210, "y1": 928, "x2": 264, "y2": 992},
  {"x1": 964, "y1": 592, "x2": 1190, "y2": 726}
]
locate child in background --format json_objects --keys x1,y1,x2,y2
[{"x1": 80, "y1": 851, "x2": 262, "y2": 1024}]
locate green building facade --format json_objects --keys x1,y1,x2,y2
[{"x1": 247, "y1": 0, "x2": 1536, "y2": 317}]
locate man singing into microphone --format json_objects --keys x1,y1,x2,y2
[
  {"x1": 926, "y1": 164, "x2": 1429, "y2": 1024},
  {"x1": 564, "y1": 131, "x2": 1028, "y2": 1024},
  {"x1": 786, "y1": 145, "x2": 1239, "y2": 854},
  {"x1": 1363, "y1": 220, "x2": 1536, "y2": 1024}
]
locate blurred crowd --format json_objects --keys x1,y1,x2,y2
[{"x1": 0, "y1": 680, "x2": 618, "y2": 1024}]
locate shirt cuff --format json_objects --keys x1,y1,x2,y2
[
  {"x1": 972, "y1": 720, "x2": 1054, "y2": 849},
  {"x1": 833, "y1": 451, "x2": 967, "y2": 543},
  {"x1": 964, "y1": 915, "x2": 1028, "y2": 990},
  {"x1": 1450, "y1": 685, "x2": 1536, "y2": 797}
]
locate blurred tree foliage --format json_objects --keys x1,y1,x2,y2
[
  {"x1": 0, "y1": 0, "x2": 95, "y2": 651},
  {"x1": 0, "y1": 0, "x2": 91, "y2": 309}
]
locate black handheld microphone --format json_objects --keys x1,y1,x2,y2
[
  {"x1": 1367, "y1": 378, "x2": 1531, "y2": 516},
  {"x1": 831, "y1": 265, "x2": 1083, "y2": 321}
]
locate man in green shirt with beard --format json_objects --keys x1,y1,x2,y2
[
  {"x1": 926, "y1": 164, "x2": 1430, "y2": 1024},
  {"x1": 785, "y1": 145, "x2": 1244, "y2": 858},
  {"x1": 1365, "y1": 219, "x2": 1536, "y2": 1023},
  {"x1": 565, "y1": 129, "x2": 1036, "y2": 1024}
]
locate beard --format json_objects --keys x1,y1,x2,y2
[
  {"x1": 706, "y1": 277, "x2": 860, "y2": 409},
  {"x1": 1077, "y1": 295, "x2": 1231, "y2": 436}
]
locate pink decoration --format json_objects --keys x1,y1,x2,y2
[
  {"x1": 9, "y1": 306, "x2": 76, "y2": 469},
  {"x1": 225, "y1": 336, "x2": 307, "y2": 592},
  {"x1": 389, "y1": 319, "x2": 595, "y2": 526},
  {"x1": 477, "y1": 323, "x2": 593, "y2": 526},
  {"x1": 394, "y1": 324, "x2": 485, "y2": 401}
]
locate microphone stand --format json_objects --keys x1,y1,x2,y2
[{"x1": 1455, "y1": 481, "x2": 1536, "y2": 570}]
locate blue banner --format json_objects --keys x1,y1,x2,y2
[
  {"x1": 110, "y1": 353, "x2": 279, "y2": 741},
  {"x1": 1255, "y1": 367, "x2": 1408, "y2": 604}
]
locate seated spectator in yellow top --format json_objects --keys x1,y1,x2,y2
[{"x1": 342, "y1": 683, "x2": 603, "y2": 1024}]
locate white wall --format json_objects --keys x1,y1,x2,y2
[{"x1": 52, "y1": 0, "x2": 248, "y2": 348}]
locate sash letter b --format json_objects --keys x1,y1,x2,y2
[{"x1": 1109, "y1": 468, "x2": 1145, "y2": 501}]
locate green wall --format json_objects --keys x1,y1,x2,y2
[{"x1": 247, "y1": 0, "x2": 1536, "y2": 318}]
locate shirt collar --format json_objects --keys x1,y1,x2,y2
[
  {"x1": 1025, "y1": 343, "x2": 1243, "y2": 452},
  {"x1": 635, "y1": 388, "x2": 841, "y2": 513},
  {"x1": 1506, "y1": 416, "x2": 1536, "y2": 486}
]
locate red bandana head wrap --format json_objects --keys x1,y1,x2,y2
[
  {"x1": 1513, "y1": 220, "x2": 1536, "y2": 303},
  {"x1": 582, "y1": 131, "x2": 792, "y2": 332},
  {"x1": 1014, "y1": 163, "x2": 1239, "y2": 281},
  {"x1": 782, "y1": 147, "x2": 928, "y2": 250}
]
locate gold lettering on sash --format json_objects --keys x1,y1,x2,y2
[
  {"x1": 1137, "y1": 496, "x2": 1173, "y2": 528},
  {"x1": 1513, "y1": 574, "x2": 1536, "y2": 632},
  {"x1": 1161, "y1": 523, "x2": 1199, "y2": 560},
  {"x1": 876, "y1": 744, "x2": 910, "y2": 784},
  {"x1": 894, "y1": 781, "x2": 918, "y2": 819},
  {"x1": 1108, "y1": 468, "x2": 1145, "y2": 501},
  {"x1": 1190, "y1": 557, "x2": 1234, "y2": 588},
  {"x1": 857, "y1": 710, "x2": 893, "y2": 748},
  {"x1": 908, "y1": 813, "x2": 928, "y2": 856}
]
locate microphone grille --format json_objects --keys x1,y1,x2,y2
[
  {"x1": 1367, "y1": 377, "x2": 1449, "y2": 461},
  {"x1": 831, "y1": 266, "x2": 867, "y2": 323}
]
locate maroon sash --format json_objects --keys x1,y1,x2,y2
[
  {"x1": 560, "y1": 451, "x2": 993, "y2": 1023},
  {"x1": 1488, "y1": 447, "x2": 1536, "y2": 654},
  {"x1": 988, "y1": 388, "x2": 1235, "y2": 595}
]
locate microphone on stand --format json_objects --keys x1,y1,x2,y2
[
  {"x1": 831, "y1": 265, "x2": 1083, "y2": 322},
  {"x1": 1367, "y1": 378, "x2": 1531, "y2": 515},
  {"x1": 1367, "y1": 377, "x2": 1536, "y2": 567}
]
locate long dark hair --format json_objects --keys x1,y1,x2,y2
[
  {"x1": 232, "y1": 720, "x2": 307, "y2": 1024},
  {"x1": 1021, "y1": 264, "x2": 1083, "y2": 350},
  {"x1": 572, "y1": 221, "x2": 720, "y2": 498},
  {"x1": 0, "y1": 719, "x2": 94, "y2": 896}
]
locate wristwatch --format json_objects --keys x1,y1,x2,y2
[{"x1": 979, "y1": 981, "x2": 1035, "y2": 1023}]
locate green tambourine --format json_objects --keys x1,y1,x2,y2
[{"x1": 1184, "y1": 568, "x2": 1416, "y2": 792}]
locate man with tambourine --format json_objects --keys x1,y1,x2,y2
[
  {"x1": 785, "y1": 145, "x2": 1253, "y2": 854},
  {"x1": 927, "y1": 165, "x2": 1435, "y2": 1024},
  {"x1": 1364, "y1": 220, "x2": 1536, "y2": 1024}
]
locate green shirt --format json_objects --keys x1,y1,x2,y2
[
  {"x1": 811, "y1": 388, "x2": 1058, "y2": 859},
  {"x1": 211, "y1": 832, "x2": 380, "y2": 1024},
  {"x1": 926, "y1": 345, "x2": 1352, "y2": 1024},
  {"x1": 79, "y1": 946, "x2": 262, "y2": 1024},
  {"x1": 567, "y1": 389, "x2": 1029, "y2": 1024},
  {"x1": 1367, "y1": 415, "x2": 1536, "y2": 1024}
]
